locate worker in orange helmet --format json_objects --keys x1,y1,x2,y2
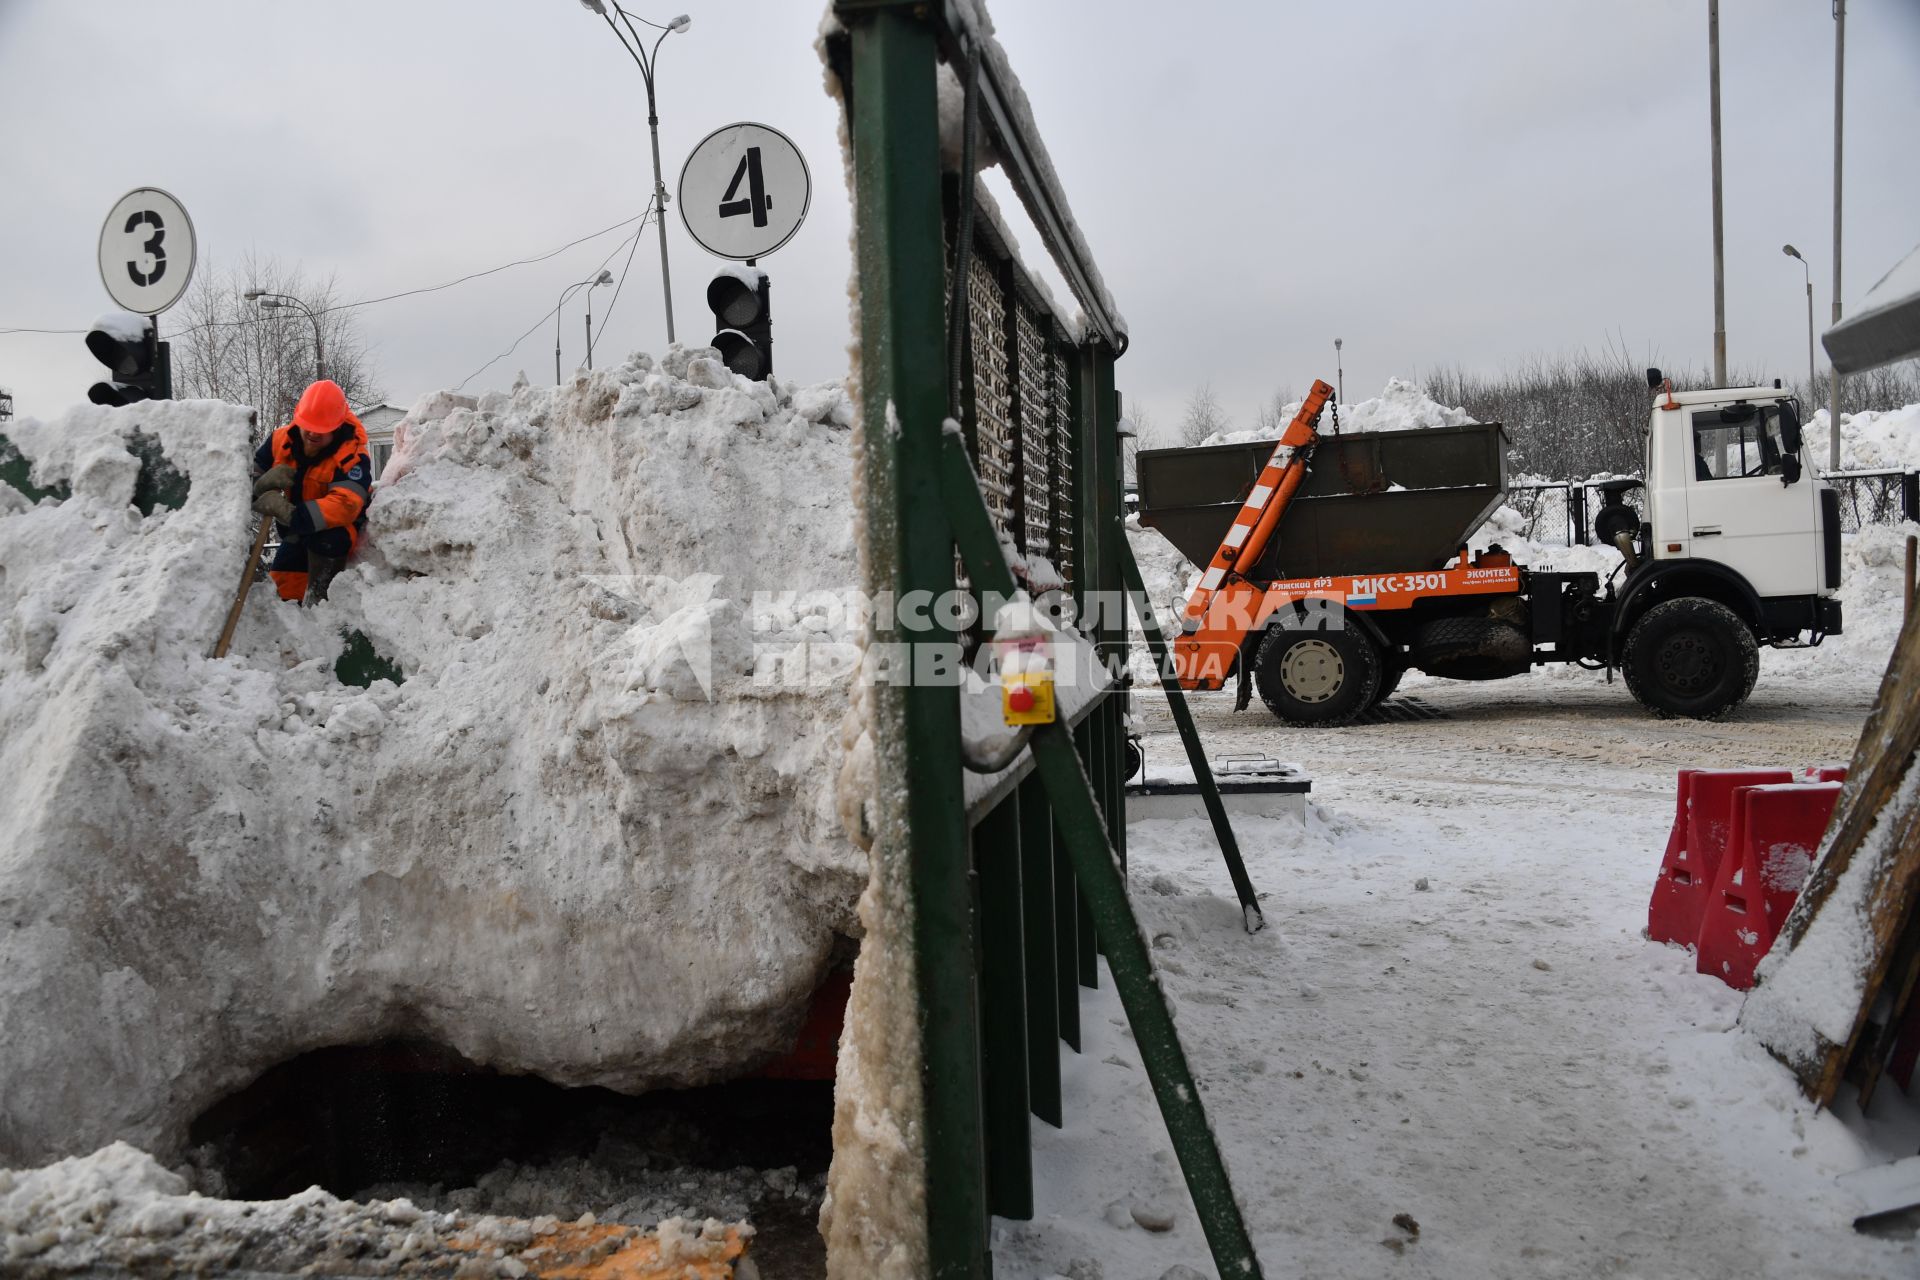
[{"x1": 249, "y1": 379, "x2": 373, "y2": 604}]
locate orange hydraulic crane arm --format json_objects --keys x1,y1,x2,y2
[{"x1": 1177, "y1": 379, "x2": 1334, "y2": 629}]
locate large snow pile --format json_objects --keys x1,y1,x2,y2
[
  {"x1": 0, "y1": 348, "x2": 866, "y2": 1167},
  {"x1": 1201, "y1": 377, "x2": 1475, "y2": 446},
  {"x1": 1805, "y1": 402, "x2": 1920, "y2": 472}
]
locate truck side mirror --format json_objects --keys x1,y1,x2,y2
[
  {"x1": 1780, "y1": 455, "x2": 1802, "y2": 486},
  {"x1": 1645, "y1": 367, "x2": 1663, "y2": 390},
  {"x1": 1778, "y1": 401, "x2": 1803, "y2": 454}
]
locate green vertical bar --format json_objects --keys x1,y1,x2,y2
[
  {"x1": 1017, "y1": 774, "x2": 1062, "y2": 1127},
  {"x1": 1052, "y1": 837, "x2": 1081, "y2": 1052},
  {"x1": 1120, "y1": 541, "x2": 1264, "y2": 929},
  {"x1": 848, "y1": 10, "x2": 988, "y2": 1278},
  {"x1": 1091, "y1": 346, "x2": 1126, "y2": 876},
  {"x1": 1073, "y1": 721, "x2": 1099, "y2": 989},
  {"x1": 975, "y1": 793, "x2": 1032, "y2": 1220}
]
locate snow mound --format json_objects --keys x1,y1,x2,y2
[
  {"x1": 1203, "y1": 377, "x2": 1476, "y2": 446},
  {"x1": 0, "y1": 1141, "x2": 746, "y2": 1276},
  {"x1": 0, "y1": 348, "x2": 866, "y2": 1167},
  {"x1": 1805, "y1": 402, "x2": 1920, "y2": 473}
]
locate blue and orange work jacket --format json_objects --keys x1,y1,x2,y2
[{"x1": 251, "y1": 413, "x2": 372, "y2": 548}]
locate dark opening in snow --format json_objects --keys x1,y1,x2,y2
[{"x1": 188, "y1": 1039, "x2": 832, "y2": 1275}]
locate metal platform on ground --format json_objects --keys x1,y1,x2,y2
[{"x1": 1126, "y1": 752, "x2": 1311, "y2": 823}]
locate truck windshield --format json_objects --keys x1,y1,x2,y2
[{"x1": 1691, "y1": 404, "x2": 1792, "y2": 481}]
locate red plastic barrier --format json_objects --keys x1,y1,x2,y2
[
  {"x1": 1647, "y1": 768, "x2": 1796, "y2": 946},
  {"x1": 1695, "y1": 781, "x2": 1842, "y2": 988},
  {"x1": 1804, "y1": 765, "x2": 1848, "y2": 783}
]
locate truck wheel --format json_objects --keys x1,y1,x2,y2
[
  {"x1": 1621, "y1": 598, "x2": 1758, "y2": 720},
  {"x1": 1253, "y1": 624, "x2": 1381, "y2": 726},
  {"x1": 1369, "y1": 661, "x2": 1405, "y2": 709}
]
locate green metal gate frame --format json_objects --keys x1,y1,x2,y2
[{"x1": 830, "y1": 5, "x2": 1266, "y2": 1276}]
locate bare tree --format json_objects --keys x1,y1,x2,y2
[
  {"x1": 1179, "y1": 384, "x2": 1230, "y2": 445},
  {"x1": 1251, "y1": 385, "x2": 1298, "y2": 435},
  {"x1": 1119, "y1": 403, "x2": 1157, "y2": 485},
  {"x1": 173, "y1": 254, "x2": 381, "y2": 441}
]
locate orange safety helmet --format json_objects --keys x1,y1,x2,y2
[{"x1": 291, "y1": 380, "x2": 350, "y2": 435}]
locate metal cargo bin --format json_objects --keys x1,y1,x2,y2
[{"x1": 1135, "y1": 423, "x2": 1509, "y2": 579}]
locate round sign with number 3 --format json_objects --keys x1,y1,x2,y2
[{"x1": 98, "y1": 187, "x2": 197, "y2": 315}]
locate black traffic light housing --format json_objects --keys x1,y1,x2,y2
[
  {"x1": 85, "y1": 311, "x2": 172, "y2": 406},
  {"x1": 707, "y1": 267, "x2": 771, "y2": 381}
]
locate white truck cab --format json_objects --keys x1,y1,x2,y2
[{"x1": 1644, "y1": 385, "x2": 1837, "y2": 601}]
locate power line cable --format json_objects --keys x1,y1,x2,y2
[
  {"x1": 455, "y1": 211, "x2": 654, "y2": 392},
  {"x1": 0, "y1": 207, "x2": 652, "y2": 341},
  {"x1": 588, "y1": 208, "x2": 651, "y2": 363}
]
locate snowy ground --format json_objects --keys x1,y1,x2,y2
[{"x1": 993, "y1": 645, "x2": 1920, "y2": 1280}]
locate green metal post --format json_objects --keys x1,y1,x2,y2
[
  {"x1": 975, "y1": 793, "x2": 1033, "y2": 1219},
  {"x1": 848, "y1": 9, "x2": 989, "y2": 1276},
  {"x1": 938, "y1": 434, "x2": 1265, "y2": 1279},
  {"x1": 1091, "y1": 345, "x2": 1126, "y2": 878},
  {"x1": 1018, "y1": 774, "x2": 1063, "y2": 1126},
  {"x1": 1073, "y1": 723, "x2": 1099, "y2": 988},
  {"x1": 1119, "y1": 541, "x2": 1265, "y2": 931},
  {"x1": 1052, "y1": 837, "x2": 1081, "y2": 1052}
]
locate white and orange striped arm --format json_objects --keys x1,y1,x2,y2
[{"x1": 1177, "y1": 379, "x2": 1334, "y2": 627}]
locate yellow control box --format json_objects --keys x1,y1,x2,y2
[{"x1": 1001, "y1": 669, "x2": 1056, "y2": 726}]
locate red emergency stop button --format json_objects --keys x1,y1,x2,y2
[{"x1": 1007, "y1": 684, "x2": 1035, "y2": 713}]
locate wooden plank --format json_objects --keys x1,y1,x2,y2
[{"x1": 1754, "y1": 606, "x2": 1920, "y2": 1104}]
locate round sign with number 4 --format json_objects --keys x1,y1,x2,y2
[
  {"x1": 678, "y1": 123, "x2": 810, "y2": 262},
  {"x1": 98, "y1": 187, "x2": 197, "y2": 315}
]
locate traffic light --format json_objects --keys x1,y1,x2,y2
[
  {"x1": 85, "y1": 310, "x2": 171, "y2": 406},
  {"x1": 706, "y1": 267, "x2": 771, "y2": 381}
]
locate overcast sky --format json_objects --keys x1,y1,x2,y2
[{"x1": 2, "y1": 1, "x2": 1916, "y2": 435}]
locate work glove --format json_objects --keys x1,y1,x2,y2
[
  {"x1": 252, "y1": 463, "x2": 296, "y2": 496},
  {"x1": 253, "y1": 490, "x2": 295, "y2": 524}
]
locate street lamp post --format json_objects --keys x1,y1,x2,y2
[
  {"x1": 1333, "y1": 338, "x2": 1344, "y2": 403},
  {"x1": 1708, "y1": 0, "x2": 1727, "y2": 385},
  {"x1": 244, "y1": 289, "x2": 324, "y2": 383},
  {"x1": 1782, "y1": 246, "x2": 1816, "y2": 412},
  {"x1": 557, "y1": 270, "x2": 614, "y2": 384},
  {"x1": 1829, "y1": 0, "x2": 1846, "y2": 471},
  {"x1": 578, "y1": 2, "x2": 690, "y2": 346}
]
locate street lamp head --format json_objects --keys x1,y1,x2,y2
[
  {"x1": 594, "y1": 269, "x2": 614, "y2": 286},
  {"x1": 578, "y1": 0, "x2": 608, "y2": 13},
  {"x1": 243, "y1": 289, "x2": 265, "y2": 300},
  {"x1": 1783, "y1": 244, "x2": 1803, "y2": 261},
  {"x1": 259, "y1": 299, "x2": 285, "y2": 310},
  {"x1": 1334, "y1": 338, "x2": 1343, "y2": 350},
  {"x1": 669, "y1": 14, "x2": 691, "y2": 31}
]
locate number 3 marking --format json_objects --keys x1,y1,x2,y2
[{"x1": 125, "y1": 210, "x2": 167, "y2": 287}]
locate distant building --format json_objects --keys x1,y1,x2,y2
[
  {"x1": 357, "y1": 404, "x2": 407, "y2": 479},
  {"x1": 0, "y1": 387, "x2": 13, "y2": 424}
]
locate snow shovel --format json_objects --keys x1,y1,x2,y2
[{"x1": 210, "y1": 515, "x2": 274, "y2": 659}]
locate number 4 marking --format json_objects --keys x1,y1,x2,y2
[{"x1": 717, "y1": 147, "x2": 772, "y2": 229}]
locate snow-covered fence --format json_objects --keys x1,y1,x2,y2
[{"x1": 1825, "y1": 468, "x2": 1920, "y2": 533}]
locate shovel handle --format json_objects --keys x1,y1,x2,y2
[{"x1": 211, "y1": 516, "x2": 275, "y2": 659}]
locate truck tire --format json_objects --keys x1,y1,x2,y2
[
  {"x1": 1253, "y1": 624, "x2": 1381, "y2": 726},
  {"x1": 1413, "y1": 616, "x2": 1531, "y2": 681},
  {"x1": 1621, "y1": 597, "x2": 1758, "y2": 720},
  {"x1": 1369, "y1": 661, "x2": 1405, "y2": 709}
]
